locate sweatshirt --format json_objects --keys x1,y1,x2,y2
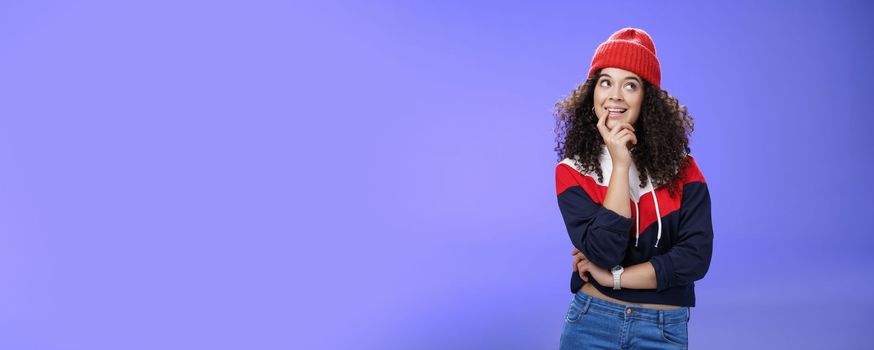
[{"x1": 555, "y1": 146, "x2": 713, "y2": 307}]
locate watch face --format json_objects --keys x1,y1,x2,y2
[{"x1": 611, "y1": 266, "x2": 623, "y2": 273}]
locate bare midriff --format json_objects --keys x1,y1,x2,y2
[{"x1": 581, "y1": 283, "x2": 682, "y2": 310}]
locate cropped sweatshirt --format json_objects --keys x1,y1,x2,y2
[{"x1": 555, "y1": 146, "x2": 713, "y2": 307}]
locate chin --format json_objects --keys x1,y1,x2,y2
[
  {"x1": 606, "y1": 117, "x2": 637, "y2": 129},
  {"x1": 606, "y1": 119, "x2": 627, "y2": 129}
]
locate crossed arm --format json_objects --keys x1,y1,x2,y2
[{"x1": 572, "y1": 247, "x2": 657, "y2": 289}]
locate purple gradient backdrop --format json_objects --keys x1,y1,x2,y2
[{"x1": 0, "y1": 0, "x2": 872, "y2": 349}]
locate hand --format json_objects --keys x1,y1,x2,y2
[
  {"x1": 595, "y1": 110, "x2": 637, "y2": 168},
  {"x1": 571, "y1": 247, "x2": 588, "y2": 282},
  {"x1": 571, "y1": 248, "x2": 613, "y2": 286}
]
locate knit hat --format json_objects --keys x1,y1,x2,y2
[{"x1": 587, "y1": 27, "x2": 661, "y2": 88}]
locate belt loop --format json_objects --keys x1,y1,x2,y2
[
  {"x1": 687, "y1": 308, "x2": 691, "y2": 322},
  {"x1": 582, "y1": 294, "x2": 592, "y2": 314},
  {"x1": 658, "y1": 310, "x2": 664, "y2": 326}
]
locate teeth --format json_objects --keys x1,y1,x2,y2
[{"x1": 606, "y1": 108, "x2": 627, "y2": 113}]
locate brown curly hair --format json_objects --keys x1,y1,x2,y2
[{"x1": 553, "y1": 70, "x2": 694, "y2": 197}]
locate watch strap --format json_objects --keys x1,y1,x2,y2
[{"x1": 612, "y1": 266, "x2": 622, "y2": 290}]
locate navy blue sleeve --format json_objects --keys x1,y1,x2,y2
[
  {"x1": 556, "y1": 166, "x2": 632, "y2": 269},
  {"x1": 649, "y1": 181, "x2": 714, "y2": 292}
]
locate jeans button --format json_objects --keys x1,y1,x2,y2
[{"x1": 626, "y1": 308, "x2": 632, "y2": 314}]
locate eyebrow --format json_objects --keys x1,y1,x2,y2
[{"x1": 597, "y1": 73, "x2": 642, "y2": 84}]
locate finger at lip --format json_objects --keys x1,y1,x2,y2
[
  {"x1": 605, "y1": 110, "x2": 625, "y2": 123},
  {"x1": 596, "y1": 109, "x2": 609, "y2": 133}
]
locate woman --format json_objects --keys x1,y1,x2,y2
[{"x1": 553, "y1": 28, "x2": 713, "y2": 349}]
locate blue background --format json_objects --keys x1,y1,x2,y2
[{"x1": 1, "y1": 0, "x2": 872, "y2": 348}]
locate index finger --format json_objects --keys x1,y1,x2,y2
[
  {"x1": 594, "y1": 107, "x2": 609, "y2": 135},
  {"x1": 571, "y1": 247, "x2": 580, "y2": 255}
]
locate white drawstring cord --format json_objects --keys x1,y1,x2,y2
[
  {"x1": 649, "y1": 175, "x2": 663, "y2": 248},
  {"x1": 631, "y1": 190, "x2": 640, "y2": 247}
]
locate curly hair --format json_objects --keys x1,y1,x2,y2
[{"x1": 553, "y1": 70, "x2": 695, "y2": 197}]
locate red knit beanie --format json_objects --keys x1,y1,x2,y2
[{"x1": 587, "y1": 27, "x2": 661, "y2": 88}]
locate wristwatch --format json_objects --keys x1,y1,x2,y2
[{"x1": 611, "y1": 265, "x2": 624, "y2": 290}]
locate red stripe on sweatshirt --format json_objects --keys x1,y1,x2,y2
[
  {"x1": 555, "y1": 160, "x2": 708, "y2": 236},
  {"x1": 556, "y1": 163, "x2": 607, "y2": 203}
]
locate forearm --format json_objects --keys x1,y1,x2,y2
[
  {"x1": 556, "y1": 163, "x2": 632, "y2": 269},
  {"x1": 603, "y1": 164, "x2": 631, "y2": 218},
  {"x1": 619, "y1": 261, "x2": 658, "y2": 290}
]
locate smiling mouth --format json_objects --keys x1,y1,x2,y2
[{"x1": 605, "y1": 107, "x2": 627, "y2": 118}]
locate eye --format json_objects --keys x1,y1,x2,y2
[
  {"x1": 599, "y1": 79, "x2": 611, "y2": 87},
  {"x1": 624, "y1": 82, "x2": 638, "y2": 91}
]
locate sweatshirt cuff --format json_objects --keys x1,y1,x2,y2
[
  {"x1": 650, "y1": 255, "x2": 674, "y2": 292},
  {"x1": 570, "y1": 270, "x2": 585, "y2": 293}
]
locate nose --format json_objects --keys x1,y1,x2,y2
[{"x1": 609, "y1": 86, "x2": 624, "y2": 101}]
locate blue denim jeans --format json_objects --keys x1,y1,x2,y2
[{"x1": 559, "y1": 289, "x2": 691, "y2": 349}]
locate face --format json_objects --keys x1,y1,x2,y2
[{"x1": 592, "y1": 67, "x2": 644, "y2": 130}]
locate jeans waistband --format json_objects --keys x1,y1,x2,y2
[{"x1": 573, "y1": 289, "x2": 690, "y2": 323}]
